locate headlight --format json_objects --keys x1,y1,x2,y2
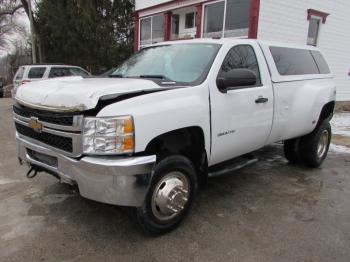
[{"x1": 82, "y1": 116, "x2": 134, "y2": 154}]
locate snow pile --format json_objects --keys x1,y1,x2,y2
[
  {"x1": 331, "y1": 113, "x2": 350, "y2": 137},
  {"x1": 329, "y1": 113, "x2": 350, "y2": 154},
  {"x1": 329, "y1": 144, "x2": 350, "y2": 154}
]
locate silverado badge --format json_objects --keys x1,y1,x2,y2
[{"x1": 28, "y1": 117, "x2": 43, "y2": 133}]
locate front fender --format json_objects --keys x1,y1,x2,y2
[{"x1": 97, "y1": 85, "x2": 211, "y2": 154}]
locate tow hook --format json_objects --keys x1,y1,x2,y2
[{"x1": 26, "y1": 166, "x2": 40, "y2": 179}]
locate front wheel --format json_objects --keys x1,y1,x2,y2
[
  {"x1": 300, "y1": 121, "x2": 332, "y2": 168},
  {"x1": 136, "y1": 155, "x2": 197, "y2": 235}
]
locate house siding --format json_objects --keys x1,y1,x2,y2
[
  {"x1": 135, "y1": 0, "x2": 173, "y2": 11},
  {"x1": 135, "y1": 0, "x2": 350, "y2": 101},
  {"x1": 258, "y1": 0, "x2": 350, "y2": 101}
]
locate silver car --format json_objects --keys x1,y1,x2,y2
[{"x1": 12, "y1": 64, "x2": 90, "y2": 97}]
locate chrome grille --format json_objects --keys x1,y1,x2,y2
[
  {"x1": 15, "y1": 122, "x2": 73, "y2": 153},
  {"x1": 13, "y1": 104, "x2": 83, "y2": 132},
  {"x1": 13, "y1": 104, "x2": 83, "y2": 157}
]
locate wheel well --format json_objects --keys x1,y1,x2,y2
[
  {"x1": 318, "y1": 101, "x2": 335, "y2": 124},
  {"x1": 145, "y1": 127, "x2": 208, "y2": 183}
]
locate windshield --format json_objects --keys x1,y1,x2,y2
[{"x1": 111, "y1": 43, "x2": 221, "y2": 84}]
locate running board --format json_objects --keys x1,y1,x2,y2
[{"x1": 208, "y1": 154, "x2": 258, "y2": 178}]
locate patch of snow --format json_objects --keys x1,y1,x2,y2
[
  {"x1": 331, "y1": 113, "x2": 350, "y2": 137},
  {"x1": 329, "y1": 144, "x2": 350, "y2": 154},
  {"x1": 0, "y1": 178, "x2": 21, "y2": 185}
]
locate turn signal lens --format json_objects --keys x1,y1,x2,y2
[{"x1": 123, "y1": 118, "x2": 133, "y2": 134}]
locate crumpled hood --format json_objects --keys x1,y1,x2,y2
[{"x1": 15, "y1": 76, "x2": 164, "y2": 112}]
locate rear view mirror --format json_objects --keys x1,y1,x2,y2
[{"x1": 217, "y1": 68, "x2": 257, "y2": 93}]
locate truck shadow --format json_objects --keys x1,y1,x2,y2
[{"x1": 25, "y1": 144, "x2": 327, "y2": 241}]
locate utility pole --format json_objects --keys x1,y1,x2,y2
[{"x1": 28, "y1": 0, "x2": 36, "y2": 64}]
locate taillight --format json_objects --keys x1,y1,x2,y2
[{"x1": 21, "y1": 80, "x2": 31, "y2": 85}]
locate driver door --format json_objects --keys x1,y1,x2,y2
[{"x1": 209, "y1": 44, "x2": 274, "y2": 165}]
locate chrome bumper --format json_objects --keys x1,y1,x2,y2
[{"x1": 16, "y1": 134, "x2": 156, "y2": 207}]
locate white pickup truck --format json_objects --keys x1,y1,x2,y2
[{"x1": 13, "y1": 39, "x2": 336, "y2": 234}]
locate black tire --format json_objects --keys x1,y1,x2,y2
[
  {"x1": 0, "y1": 91, "x2": 3, "y2": 98},
  {"x1": 136, "y1": 155, "x2": 197, "y2": 235},
  {"x1": 284, "y1": 138, "x2": 302, "y2": 164},
  {"x1": 300, "y1": 121, "x2": 331, "y2": 168}
]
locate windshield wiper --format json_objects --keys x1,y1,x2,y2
[
  {"x1": 139, "y1": 74, "x2": 164, "y2": 79},
  {"x1": 139, "y1": 74, "x2": 178, "y2": 83},
  {"x1": 109, "y1": 74, "x2": 124, "y2": 78}
]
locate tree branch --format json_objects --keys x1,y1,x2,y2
[{"x1": 0, "y1": 4, "x2": 23, "y2": 16}]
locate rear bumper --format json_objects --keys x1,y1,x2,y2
[{"x1": 16, "y1": 134, "x2": 156, "y2": 207}]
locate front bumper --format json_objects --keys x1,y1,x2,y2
[{"x1": 16, "y1": 134, "x2": 156, "y2": 207}]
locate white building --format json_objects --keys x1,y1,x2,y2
[{"x1": 134, "y1": 0, "x2": 350, "y2": 101}]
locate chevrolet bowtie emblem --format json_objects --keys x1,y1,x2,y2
[{"x1": 28, "y1": 117, "x2": 43, "y2": 133}]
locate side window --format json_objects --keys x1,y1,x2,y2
[
  {"x1": 69, "y1": 68, "x2": 89, "y2": 76},
  {"x1": 49, "y1": 67, "x2": 72, "y2": 78},
  {"x1": 311, "y1": 51, "x2": 330, "y2": 74},
  {"x1": 28, "y1": 67, "x2": 46, "y2": 79},
  {"x1": 270, "y1": 46, "x2": 319, "y2": 75},
  {"x1": 219, "y1": 45, "x2": 261, "y2": 86},
  {"x1": 15, "y1": 66, "x2": 25, "y2": 80}
]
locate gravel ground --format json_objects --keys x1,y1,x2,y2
[{"x1": 1, "y1": 98, "x2": 350, "y2": 262}]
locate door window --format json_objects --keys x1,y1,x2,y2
[
  {"x1": 218, "y1": 45, "x2": 261, "y2": 86},
  {"x1": 69, "y1": 68, "x2": 89, "y2": 76},
  {"x1": 28, "y1": 67, "x2": 46, "y2": 79},
  {"x1": 49, "y1": 67, "x2": 72, "y2": 78}
]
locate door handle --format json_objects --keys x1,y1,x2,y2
[{"x1": 255, "y1": 97, "x2": 268, "y2": 104}]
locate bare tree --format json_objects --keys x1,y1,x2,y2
[
  {"x1": 19, "y1": 0, "x2": 42, "y2": 62},
  {"x1": 0, "y1": 0, "x2": 25, "y2": 51}
]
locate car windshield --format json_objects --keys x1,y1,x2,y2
[{"x1": 111, "y1": 43, "x2": 221, "y2": 85}]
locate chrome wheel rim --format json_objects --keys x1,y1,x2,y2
[
  {"x1": 151, "y1": 171, "x2": 190, "y2": 221},
  {"x1": 317, "y1": 130, "x2": 329, "y2": 158}
]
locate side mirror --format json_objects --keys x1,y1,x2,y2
[{"x1": 217, "y1": 68, "x2": 257, "y2": 93}]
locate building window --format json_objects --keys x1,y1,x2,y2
[
  {"x1": 307, "y1": 17, "x2": 320, "y2": 46},
  {"x1": 171, "y1": 7, "x2": 197, "y2": 40},
  {"x1": 152, "y1": 15, "x2": 164, "y2": 44},
  {"x1": 203, "y1": 0, "x2": 250, "y2": 38},
  {"x1": 140, "y1": 17, "x2": 151, "y2": 47},
  {"x1": 171, "y1": 14, "x2": 180, "y2": 39},
  {"x1": 225, "y1": 0, "x2": 250, "y2": 37},
  {"x1": 139, "y1": 15, "x2": 164, "y2": 48},
  {"x1": 203, "y1": 1, "x2": 225, "y2": 38},
  {"x1": 306, "y1": 9, "x2": 330, "y2": 46},
  {"x1": 185, "y1": 12, "x2": 195, "y2": 29}
]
